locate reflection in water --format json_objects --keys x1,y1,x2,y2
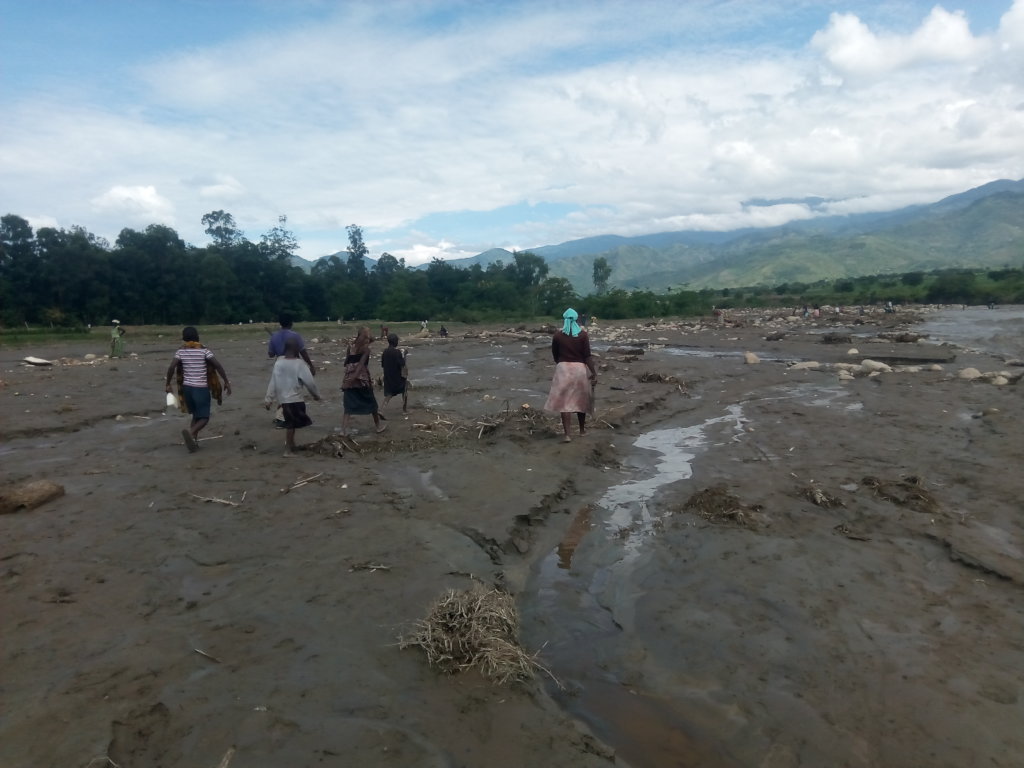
[{"x1": 556, "y1": 505, "x2": 593, "y2": 569}]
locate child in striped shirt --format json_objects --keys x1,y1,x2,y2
[{"x1": 165, "y1": 326, "x2": 232, "y2": 453}]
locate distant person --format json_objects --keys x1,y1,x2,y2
[
  {"x1": 341, "y1": 326, "x2": 385, "y2": 436},
  {"x1": 438, "y1": 325, "x2": 448, "y2": 338},
  {"x1": 110, "y1": 320, "x2": 126, "y2": 358},
  {"x1": 381, "y1": 333, "x2": 409, "y2": 413},
  {"x1": 265, "y1": 338, "x2": 321, "y2": 457},
  {"x1": 420, "y1": 319, "x2": 429, "y2": 332},
  {"x1": 380, "y1": 324, "x2": 389, "y2": 339},
  {"x1": 267, "y1": 313, "x2": 315, "y2": 376},
  {"x1": 165, "y1": 326, "x2": 232, "y2": 453},
  {"x1": 544, "y1": 308, "x2": 597, "y2": 443}
]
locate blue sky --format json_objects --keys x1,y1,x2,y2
[{"x1": 2, "y1": 1, "x2": 1022, "y2": 264}]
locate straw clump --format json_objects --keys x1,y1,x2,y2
[{"x1": 400, "y1": 585, "x2": 543, "y2": 686}]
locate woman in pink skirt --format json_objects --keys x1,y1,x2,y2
[{"x1": 544, "y1": 308, "x2": 597, "y2": 442}]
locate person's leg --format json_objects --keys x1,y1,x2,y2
[
  {"x1": 577, "y1": 412, "x2": 587, "y2": 435},
  {"x1": 560, "y1": 412, "x2": 572, "y2": 442},
  {"x1": 190, "y1": 417, "x2": 209, "y2": 438},
  {"x1": 373, "y1": 412, "x2": 386, "y2": 433},
  {"x1": 401, "y1": 389, "x2": 408, "y2": 413},
  {"x1": 341, "y1": 412, "x2": 351, "y2": 436},
  {"x1": 285, "y1": 427, "x2": 296, "y2": 456}
]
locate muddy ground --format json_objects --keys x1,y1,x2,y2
[{"x1": 1, "y1": 308, "x2": 1022, "y2": 768}]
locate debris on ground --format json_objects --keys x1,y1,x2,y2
[
  {"x1": 800, "y1": 484, "x2": 845, "y2": 508},
  {"x1": 861, "y1": 475, "x2": 940, "y2": 514},
  {"x1": 0, "y1": 480, "x2": 65, "y2": 514},
  {"x1": 679, "y1": 485, "x2": 765, "y2": 528},
  {"x1": 399, "y1": 584, "x2": 548, "y2": 686}
]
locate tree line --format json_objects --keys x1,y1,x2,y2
[{"x1": 3, "y1": 209, "x2": 1019, "y2": 330}]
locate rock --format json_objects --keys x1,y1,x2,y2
[
  {"x1": 929, "y1": 364, "x2": 944, "y2": 372},
  {"x1": 958, "y1": 367, "x2": 982, "y2": 380},
  {"x1": 847, "y1": 348, "x2": 859, "y2": 355},
  {"x1": 84, "y1": 353, "x2": 97, "y2": 361},
  {"x1": 764, "y1": 331, "x2": 786, "y2": 341},
  {"x1": 991, "y1": 376, "x2": 1009, "y2": 386},
  {"x1": 861, "y1": 359, "x2": 892, "y2": 373},
  {"x1": 744, "y1": 352, "x2": 760, "y2": 365},
  {"x1": 0, "y1": 480, "x2": 65, "y2": 514},
  {"x1": 789, "y1": 361, "x2": 821, "y2": 371},
  {"x1": 838, "y1": 371, "x2": 855, "y2": 382}
]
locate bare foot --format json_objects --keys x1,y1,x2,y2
[
  {"x1": 181, "y1": 429, "x2": 197, "y2": 453},
  {"x1": 283, "y1": 451, "x2": 296, "y2": 458},
  {"x1": 562, "y1": 435, "x2": 572, "y2": 443},
  {"x1": 376, "y1": 423, "x2": 387, "y2": 434}
]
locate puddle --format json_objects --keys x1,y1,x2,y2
[{"x1": 525, "y1": 405, "x2": 750, "y2": 766}]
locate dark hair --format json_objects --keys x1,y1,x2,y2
[
  {"x1": 278, "y1": 312, "x2": 294, "y2": 328},
  {"x1": 182, "y1": 326, "x2": 200, "y2": 342},
  {"x1": 387, "y1": 333, "x2": 399, "y2": 346}
]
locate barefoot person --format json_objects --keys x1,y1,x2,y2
[
  {"x1": 165, "y1": 326, "x2": 232, "y2": 452},
  {"x1": 544, "y1": 308, "x2": 596, "y2": 443},
  {"x1": 380, "y1": 332, "x2": 409, "y2": 413},
  {"x1": 265, "y1": 338, "x2": 320, "y2": 457},
  {"x1": 341, "y1": 326, "x2": 386, "y2": 436}
]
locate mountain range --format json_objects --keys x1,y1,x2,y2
[{"x1": 297, "y1": 178, "x2": 1024, "y2": 292}]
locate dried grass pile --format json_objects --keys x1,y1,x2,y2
[
  {"x1": 399, "y1": 585, "x2": 544, "y2": 686},
  {"x1": 681, "y1": 484, "x2": 763, "y2": 528}
]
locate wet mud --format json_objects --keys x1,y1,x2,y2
[{"x1": 2, "y1": 307, "x2": 1023, "y2": 767}]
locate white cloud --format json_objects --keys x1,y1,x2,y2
[
  {"x1": 812, "y1": 7, "x2": 988, "y2": 79},
  {"x1": 90, "y1": 185, "x2": 175, "y2": 225},
  {"x1": 1, "y1": 1, "x2": 1022, "y2": 258}
]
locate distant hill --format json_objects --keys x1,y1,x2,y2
[{"x1": 524, "y1": 178, "x2": 1024, "y2": 291}]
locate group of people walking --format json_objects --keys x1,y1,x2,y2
[
  {"x1": 163, "y1": 305, "x2": 596, "y2": 454},
  {"x1": 164, "y1": 314, "x2": 409, "y2": 456}
]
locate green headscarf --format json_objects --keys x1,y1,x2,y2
[{"x1": 562, "y1": 308, "x2": 581, "y2": 337}]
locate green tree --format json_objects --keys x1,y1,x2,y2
[
  {"x1": 346, "y1": 224, "x2": 368, "y2": 280},
  {"x1": 259, "y1": 215, "x2": 299, "y2": 261},
  {"x1": 537, "y1": 277, "x2": 577, "y2": 314},
  {"x1": 592, "y1": 256, "x2": 612, "y2": 294},
  {"x1": 202, "y1": 210, "x2": 244, "y2": 248}
]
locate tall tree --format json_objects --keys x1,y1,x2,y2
[
  {"x1": 202, "y1": 210, "x2": 244, "y2": 248},
  {"x1": 259, "y1": 215, "x2": 299, "y2": 261},
  {"x1": 592, "y1": 256, "x2": 612, "y2": 294},
  {"x1": 346, "y1": 224, "x2": 368, "y2": 279}
]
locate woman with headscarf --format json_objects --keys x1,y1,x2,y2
[
  {"x1": 544, "y1": 308, "x2": 597, "y2": 442},
  {"x1": 341, "y1": 326, "x2": 386, "y2": 436}
]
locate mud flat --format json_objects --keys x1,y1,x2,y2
[{"x1": 1, "y1": 307, "x2": 1022, "y2": 767}]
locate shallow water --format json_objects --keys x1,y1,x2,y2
[{"x1": 918, "y1": 305, "x2": 1024, "y2": 359}]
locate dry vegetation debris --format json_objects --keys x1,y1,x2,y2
[
  {"x1": 399, "y1": 585, "x2": 548, "y2": 686},
  {"x1": 862, "y1": 475, "x2": 940, "y2": 514}
]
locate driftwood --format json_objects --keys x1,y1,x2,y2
[{"x1": 0, "y1": 480, "x2": 65, "y2": 514}]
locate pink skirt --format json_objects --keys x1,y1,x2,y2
[{"x1": 544, "y1": 362, "x2": 592, "y2": 414}]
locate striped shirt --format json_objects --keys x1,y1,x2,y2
[{"x1": 175, "y1": 346, "x2": 214, "y2": 387}]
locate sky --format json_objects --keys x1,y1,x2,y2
[{"x1": 2, "y1": 1, "x2": 1023, "y2": 266}]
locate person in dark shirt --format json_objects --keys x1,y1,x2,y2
[
  {"x1": 543, "y1": 308, "x2": 597, "y2": 442},
  {"x1": 380, "y1": 333, "x2": 409, "y2": 413}
]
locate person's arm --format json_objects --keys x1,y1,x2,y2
[
  {"x1": 164, "y1": 358, "x2": 180, "y2": 393},
  {"x1": 300, "y1": 347, "x2": 316, "y2": 376},
  {"x1": 209, "y1": 356, "x2": 232, "y2": 395},
  {"x1": 582, "y1": 333, "x2": 597, "y2": 381},
  {"x1": 265, "y1": 369, "x2": 277, "y2": 408},
  {"x1": 551, "y1": 335, "x2": 560, "y2": 363},
  {"x1": 301, "y1": 370, "x2": 321, "y2": 401}
]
